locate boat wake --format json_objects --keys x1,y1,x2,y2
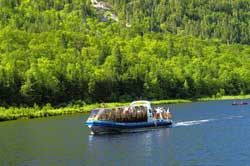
[
  {"x1": 173, "y1": 119, "x2": 215, "y2": 127},
  {"x1": 174, "y1": 115, "x2": 244, "y2": 127},
  {"x1": 223, "y1": 115, "x2": 243, "y2": 120}
]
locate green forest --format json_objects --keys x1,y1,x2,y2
[{"x1": 0, "y1": 0, "x2": 250, "y2": 107}]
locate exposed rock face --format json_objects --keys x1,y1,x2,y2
[
  {"x1": 90, "y1": 0, "x2": 119, "y2": 22},
  {"x1": 91, "y1": 0, "x2": 111, "y2": 11}
]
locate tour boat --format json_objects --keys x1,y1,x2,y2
[
  {"x1": 85, "y1": 100, "x2": 173, "y2": 134},
  {"x1": 232, "y1": 101, "x2": 248, "y2": 106}
]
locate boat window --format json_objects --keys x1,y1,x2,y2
[
  {"x1": 96, "y1": 109, "x2": 111, "y2": 120},
  {"x1": 88, "y1": 109, "x2": 99, "y2": 118},
  {"x1": 134, "y1": 106, "x2": 139, "y2": 112},
  {"x1": 140, "y1": 106, "x2": 145, "y2": 112}
]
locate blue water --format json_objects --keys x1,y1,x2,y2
[{"x1": 1, "y1": 100, "x2": 250, "y2": 166}]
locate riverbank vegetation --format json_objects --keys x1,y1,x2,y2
[
  {"x1": 1, "y1": 0, "x2": 250, "y2": 120},
  {"x1": 198, "y1": 95, "x2": 250, "y2": 101},
  {"x1": 0, "y1": 99, "x2": 191, "y2": 121},
  {"x1": 1, "y1": 96, "x2": 250, "y2": 122}
]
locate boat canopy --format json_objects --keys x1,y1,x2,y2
[
  {"x1": 87, "y1": 105, "x2": 148, "y2": 123},
  {"x1": 130, "y1": 100, "x2": 151, "y2": 108}
]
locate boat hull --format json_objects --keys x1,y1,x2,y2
[
  {"x1": 232, "y1": 103, "x2": 248, "y2": 106},
  {"x1": 85, "y1": 120, "x2": 172, "y2": 134}
]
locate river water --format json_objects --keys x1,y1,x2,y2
[{"x1": 1, "y1": 100, "x2": 250, "y2": 166}]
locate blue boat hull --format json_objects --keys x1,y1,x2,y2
[{"x1": 85, "y1": 120, "x2": 172, "y2": 134}]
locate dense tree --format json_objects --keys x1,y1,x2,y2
[
  {"x1": 0, "y1": 0, "x2": 250, "y2": 106},
  {"x1": 105, "y1": 0, "x2": 250, "y2": 44}
]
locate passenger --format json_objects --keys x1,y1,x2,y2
[
  {"x1": 122, "y1": 107, "x2": 130, "y2": 122},
  {"x1": 165, "y1": 107, "x2": 172, "y2": 119},
  {"x1": 104, "y1": 109, "x2": 110, "y2": 120},
  {"x1": 134, "y1": 106, "x2": 139, "y2": 113},
  {"x1": 155, "y1": 107, "x2": 162, "y2": 119},
  {"x1": 128, "y1": 106, "x2": 132, "y2": 113},
  {"x1": 121, "y1": 108, "x2": 126, "y2": 122},
  {"x1": 136, "y1": 110, "x2": 141, "y2": 121},
  {"x1": 143, "y1": 112, "x2": 147, "y2": 121},
  {"x1": 153, "y1": 108, "x2": 157, "y2": 118},
  {"x1": 115, "y1": 108, "x2": 122, "y2": 122},
  {"x1": 140, "y1": 106, "x2": 144, "y2": 112},
  {"x1": 123, "y1": 107, "x2": 129, "y2": 114},
  {"x1": 107, "y1": 110, "x2": 112, "y2": 120},
  {"x1": 132, "y1": 108, "x2": 137, "y2": 121}
]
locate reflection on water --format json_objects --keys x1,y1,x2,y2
[
  {"x1": 88, "y1": 127, "x2": 171, "y2": 148},
  {"x1": 88, "y1": 135, "x2": 95, "y2": 147},
  {"x1": 86, "y1": 127, "x2": 172, "y2": 165}
]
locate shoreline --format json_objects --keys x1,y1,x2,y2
[{"x1": 0, "y1": 95, "x2": 249, "y2": 122}]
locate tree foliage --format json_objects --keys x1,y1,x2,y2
[
  {"x1": 0, "y1": 0, "x2": 250, "y2": 106},
  {"x1": 105, "y1": 0, "x2": 250, "y2": 44}
]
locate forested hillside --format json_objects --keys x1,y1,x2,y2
[
  {"x1": 0, "y1": 0, "x2": 250, "y2": 106},
  {"x1": 105, "y1": 0, "x2": 250, "y2": 44}
]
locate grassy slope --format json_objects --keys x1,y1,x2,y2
[{"x1": 1, "y1": 95, "x2": 250, "y2": 122}]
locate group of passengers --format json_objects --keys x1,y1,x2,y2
[
  {"x1": 153, "y1": 107, "x2": 172, "y2": 119},
  {"x1": 94, "y1": 105, "x2": 171, "y2": 121},
  {"x1": 97, "y1": 106, "x2": 147, "y2": 122}
]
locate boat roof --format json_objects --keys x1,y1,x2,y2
[{"x1": 130, "y1": 100, "x2": 151, "y2": 107}]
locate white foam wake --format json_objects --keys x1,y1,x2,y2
[
  {"x1": 174, "y1": 119, "x2": 215, "y2": 127},
  {"x1": 224, "y1": 115, "x2": 243, "y2": 120},
  {"x1": 174, "y1": 115, "x2": 245, "y2": 127}
]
